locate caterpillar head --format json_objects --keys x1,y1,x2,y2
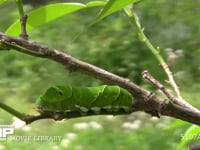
[{"x1": 35, "y1": 86, "x2": 72, "y2": 111}]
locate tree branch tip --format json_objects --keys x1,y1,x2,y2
[{"x1": 142, "y1": 70, "x2": 150, "y2": 79}]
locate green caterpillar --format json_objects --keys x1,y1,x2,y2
[{"x1": 36, "y1": 85, "x2": 133, "y2": 115}]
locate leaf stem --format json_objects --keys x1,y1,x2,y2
[
  {"x1": 15, "y1": 0, "x2": 28, "y2": 40},
  {"x1": 15, "y1": 0, "x2": 24, "y2": 16},
  {"x1": 124, "y1": 7, "x2": 181, "y2": 99}
]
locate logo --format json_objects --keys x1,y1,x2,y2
[{"x1": 0, "y1": 125, "x2": 15, "y2": 141}]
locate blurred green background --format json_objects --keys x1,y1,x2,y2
[{"x1": 0, "y1": 0, "x2": 200, "y2": 149}]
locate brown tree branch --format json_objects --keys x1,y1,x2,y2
[
  {"x1": 1, "y1": 97, "x2": 200, "y2": 125},
  {"x1": 0, "y1": 32, "x2": 200, "y2": 125}
]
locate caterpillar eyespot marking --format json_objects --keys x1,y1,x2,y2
[
  {"x1": 36, "y1": 85, "x2": 133, "y2": 116},
  {"x1": 58, "y1": 91, "x2": 63, "y2": 96}
]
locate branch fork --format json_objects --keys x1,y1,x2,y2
[{"x1": 142, "y1": 70, "x2": 200, "y2": 113}]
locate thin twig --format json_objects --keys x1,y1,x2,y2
[
  {"x1": 0, "y1": 101, "x2": 132, "y2": 124},
  {"x1": 0, "y1": 102, "x2": 25, "y2": 120},
  {"x1": 142, "y1": 70, "x2": 200, "y2": 113}
]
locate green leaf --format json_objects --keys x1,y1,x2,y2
[
  {"x1": 176, "y1": 125, "x2": 200, "y2": 150},
  {"x1": 6, "y1": 1, "x2": 106, "y2": 36},
  {"x1": 94, "y1": 0, "x2": 140, "y2": 23},
  {"x1": 6, "y1": 3, "x2": 85, "y2": 36},
  {"x1": 86, "y1": 1, "x2": 106, "y2": 7}
]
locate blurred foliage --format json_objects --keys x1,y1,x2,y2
[{"x1": 0, "y1": 0, "x2": 200, "y2": 149}]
